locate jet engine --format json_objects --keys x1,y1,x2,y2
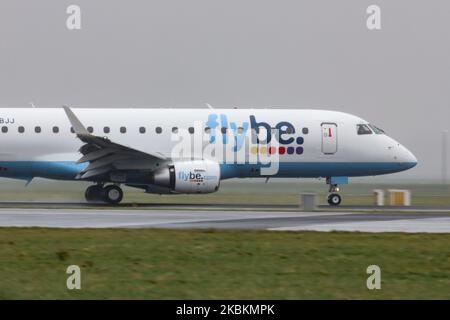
[{"x1": 147, "y1": 159, "x2": 220, "y2": 194}]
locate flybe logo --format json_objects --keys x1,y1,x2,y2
[
  {"x1": 179, "y1": 171, "x2": 204, "y2": 182},
  {"x1": 178, "y1": 171, "x2": 217, "y2": 182},
  {"x1": 205, "y1": 114, "x2": 304, "y2": 155}
]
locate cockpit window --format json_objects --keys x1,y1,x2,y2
[
  {"x1": 357, "y1": 124, "x2": 372, "y2": 135},
  {"x1": 368, "y1": 124, "x2": 385, "y2": 134}
]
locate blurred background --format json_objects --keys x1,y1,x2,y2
[{"x1": 0, "y1": 0, "x2": 449, "y2": 182}]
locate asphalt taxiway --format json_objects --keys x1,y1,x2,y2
[{"x1": 0, "y1": 208, "x2": 449, "y2": 233}]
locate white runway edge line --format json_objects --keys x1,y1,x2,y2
[{"x1": 269, "y1": 217, "x2": 450, "y2": 233}]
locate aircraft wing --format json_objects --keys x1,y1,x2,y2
[{"x1": 63, "y1": 106, "x2": 167, "y2": 180}]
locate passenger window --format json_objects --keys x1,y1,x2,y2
[
  {"x1": 357, "y1": 124, "x2": 372, "y2": 135},
  {"x1": 18, "y1": 126, "x2": 25, "y2": 133},
  {"x1": 302, "y1": 127, "x2": 309, "y2": 134},
  {"x1": 120, "y1": 126, "x2": 126, "y2": 133},
  {"x1": 221, "y1": 127, "x2": 227, "y2": 134},
  {"x1": 155, "y1": 127, "x2": 162, "y2": 134},
  {"x1": 52, "y1": 126, "x2": 59, "y2": 133},
  {"x1": 87, "y1": 126, "x2": 94, "y2": 133},
  {"x1": 70, "y1": 127, "x2": 74, "y2": 133},
  {"x1": 172, "y1": 127, "x2": 178, "y2": 133},
  {"x1": 188, "y1": 127, "x2": 194, "y2": 134},
  {"x1": 35, "y1": 126, "x2": 41, "y2": 133},
  {"x1": 139, "y1": 127, "x2": 146, "y2": 134},
  {"x1": 1, "y1": 126, "x2": 7, "y2": 133},
  {"x1": 204, "y1": 127, "x2": 211, "y2": 133},
  {"x1": 104, "y1": 127, "x2": 110, "y2": 134}
]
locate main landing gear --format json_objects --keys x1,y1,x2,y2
[{"x1": 85, "y1": 184, "x2": 123, "y2": 204}]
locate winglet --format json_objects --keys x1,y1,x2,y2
[{"x1": 63, "y1": 105, "x2": 90, "y2": 135}]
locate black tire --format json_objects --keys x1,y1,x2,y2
[
  {"x1": 103, "y1": 185, "x2": 123, "y2": 204},
  {"x1": 85, "y1": 185, "x2": 103, "y2": 202},
  {"x1": 327, "y1": 193, "x2": 342, "y2": 206}
]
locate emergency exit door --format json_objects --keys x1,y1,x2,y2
[{"x1": 321, "y1": 123, "x2": 337, "y2": 154}]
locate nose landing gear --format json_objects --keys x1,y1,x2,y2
[
  {"x1": 327, "y1": 192, "x2": 342, "y2": 206},
  {"x1": 327, "y1": 184, "x2": 342, "y2": 206},
  {"x1": 85, "y1": 184, "x2": 123, "y2": 204},
  {"x1": 326, "y1": 176, "x2": 348, "y2": 206}
]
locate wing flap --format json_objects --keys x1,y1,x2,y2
[
  {"x1": 79, "y1": 166, "x2": 113, "y2": 179},
  {"x1": 77, "y1": 148, "x2": 116, "y2": 164},
  {"x1": 81, "y1": 154, "x2": 132, "y2": 172}
]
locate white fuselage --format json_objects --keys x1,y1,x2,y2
[{"x1": 0, "y1": 108, "x2": 417, "y2": 182}]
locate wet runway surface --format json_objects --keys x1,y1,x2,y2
[
  {"x1": 0, "y1": 208, "x2": 449, "y2": 233},
  {"x1": 0, "y1": 201, "x2": 449, "y2": 211}
]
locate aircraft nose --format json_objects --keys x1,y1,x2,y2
[
  {"x1": 397, "y1": 145, "x2": 417, "y2": 170},
  {"x1": 407, "y1": 149, "x2": 418, "y2": 166}
]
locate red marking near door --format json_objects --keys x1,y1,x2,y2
[{"x1": 328, "y1": 127, "x2": 332, "y2": 137}]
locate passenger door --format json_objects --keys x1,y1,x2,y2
[{"x1": 321, "y1": 123, "x2": 337, "y2": 154}]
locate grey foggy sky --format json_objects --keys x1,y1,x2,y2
[{"x1": 0, "y1": 0, "x2": 449, "y2": 180}]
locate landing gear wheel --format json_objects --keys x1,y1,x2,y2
[
  {"x1": 103, "y1": 185, "x2": 123, "y2": 204},
  {"x1": 85, "y1": 185, "x2": 104, "y2": 202},
  {"x1": 327, "y1": 193, "x2": 342, "y2": 206}
]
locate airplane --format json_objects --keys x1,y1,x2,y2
[{"x1": 0, "y1": 106, "x2": 417, "y2": 205}]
